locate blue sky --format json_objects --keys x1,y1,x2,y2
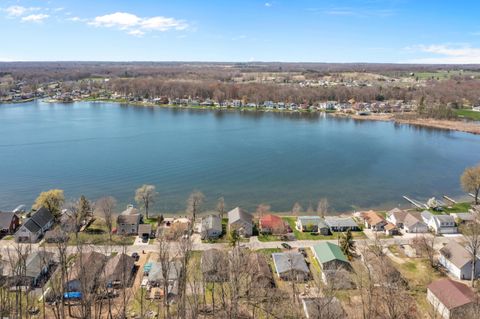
[{"x1": 1, "y1": 0, "x2": 480, "y2": 63}]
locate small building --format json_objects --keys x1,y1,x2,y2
[
  {"x1": 324, "y1": 217, "x2": 360, "y2": 232},
  {"x1": 15, "y1": 207, "x2": 54, "y2": 243},
  {"x1": 301, "y1": 297, "x2": 347, "y2": 319},
  {"x1": 428, "y1": 215, "x2": 457, "y2": 234},
  {"x1": 138, "y1": 224, "x2": 152, "y2": 238},
  {"x1": 384, "y1": 222, "x2": 399, "y2": 236},
  {"x1": 403, "y1": 213, "x2": 429, "y2": 233},
  {"x1": 362, "y1": 211, "x2": 387, "y2": 231},
  {"x1": 427, "y1": 278, "x2": 476, "y2": 319},
  {"x1": 295, "y1": 216, "x2": 329, "y2": 235},
  {"x1": 65, "y1": 252, "x2": 107, "y2": 293},
  {"x1": 102, "y1": 253, "x2": 136, "y2": 288},
  {"x1": 116, "y1": 205, "x2": 142, "y2": 236},
  {"x1": 439, "y1": 240, "x2": 480, "y2": 280},
  {"x1": 200, "y1": 215, "x2": 223, "y2": 240},
  {"x1": 272, "y1": 252, "x2": 310, "y2": 281},
  {"x1": 258, "y1": 214, "x2": 287, "y2": 235},
  {"x1": 201, "y1": 249, "x2": 229, "y2": 282},
  {"x1": 0, "y1": 211, "x2": 20, "y2": 236},
  {"x1": 228, "y1": 207, "x2": 253, "y2": 237},
  {"x1": 386, "y1": 208, "x2": 408, "y2": 228}
]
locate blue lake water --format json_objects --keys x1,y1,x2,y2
[{"x1": 0, "y1": 100, "x2": 479, "y2": 214}]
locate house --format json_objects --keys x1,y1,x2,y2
[
  {"x1": 0, "y1": 211, "x2": 20, "y2": 236},
  {"x1": 147, "y1": 261, "x2": 180, "y2": 301},
  {"x1": 295, "y1": 216, "x2": 330, "y2": 235},
  {"x1": 65, "y1": 251, "x2": 107, "y2": 293},
  {"x1": 138, "y1": 224, "x2": 152, "y2": 238},
  {"x1": 362, "y1": 211, "x2": 387, "y2": 231},
  {"x1": 102, "y1": 253, "x2": 135, "y2": 287},
  {"x1": 421, "y1": 210, "x2": 433, "y2": 224},
  {"x1": 403, "y1": 213, "x2": 429, "y2": 233},
  {"x1": 228, "y1": 207, "x2": 253, "y2": 237},
  {"x1": 201, "y1": 249, "x2": 229, "y2": 282},
  {"x1": 200, "y1": 215, "x2": 223, "y2": 240},
  {"x1": 259, "y1": 214, "x2": 287, "y2": 234},
  {"x1": 427, "y1": 278, "x2": 476, "y2": 319},
  {"x1": 386, "y1": 208, "x2": 408, "y2": 228},
  {"x1": 248, "y1": 253, "x2": 274, "y2": 288},
  {"x1": 450, "y1": 212, "x2": 475, "y2": 224},
  {"x1": 12, "y1": 251, "x2": 55, "y2": 287},
  {"x1": 428, "y1": 215, "x2": 457, "y2": 234},
  {"x1": 116, "y1": 205, "x2": 142, "y2": 235},
  {"x1": 15, "y1": 207, "x2": 54, "y2": 243},
  {"x1": 301, "y1": 297, "x2": 347, "y2": 319},
  {"x1": 439, "y1": 240, "x2": 480, "y2": 280},
  {"x1": 384, "y1": 223, "x2": 399, "y2": 235},
  {"x1": 312, "y1": 242, "x2": 354, "y2": 288},
  {"x1": 324, "y1": 217, "x2": 360, "y2": 232},
  {"x1": 272, "y1": 252, "x2": 310, "y2": 281}
]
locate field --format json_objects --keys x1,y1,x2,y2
[{"x1": 455, "y1": 109, "x2": 480, "y2": 121}]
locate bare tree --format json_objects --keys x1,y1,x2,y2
[
  {"x1": 187, "y1": 191, "x2": 205, "y2": 223},
  {"x1": 135, "y1": 184, "x2": 158, "y2": 219},
  {"x1": 411, "y1": 234, "x2": 437, "y2": 268},
  {"x1": 256, "y1": 204, "x2": 271, "y2": 218},
  {"x1": 95, "y1": 196, "x2": 117, "y2": 242},
  {"x1": 460, "y1": 214, "x2": 480, "y2": 287},
  {"x1": 461, "y1": 164, "x2": 480, "y2": 204},
  {"x1": 291, "y1": 202, "x2": 302, "y2": 216},
  {"x1": 317, "y1": 198, "x2": 329, "y2": 219},
  {"x1": 216, "y1": 197, "x2": 226, "y2": 220}
]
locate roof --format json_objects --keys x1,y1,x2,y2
[
  {"x1": 23, "y1": 218, "x2": 41, "y2": 233},
  {"x1": 324, "y1": 216, "x2": 358, "y2": 228},
  {"x1": 385, "y1": 222, "x2": 397, "y2": 231},
  {"x1": 302, "y1": 297, "x2": 346, "y2": 319},
  {"x1": 248, "y1": 253, "x2": 273, "y2": 279},
  {"x1": 22, "y1": 207, "x2": 54, "y2": 233},
  {"x1": 102, "y1": 253, "x2": 135, "y2": 283},
  {"x1": 403, "y1": 213, "x2": 426, "y2": 228},
  {"x1": 25, "y1": 251, "x2": 54, "y2": 277},
  {"x1": 433, "y1": 214, "x2": 455, "y2": 223},
  {"x1": 0, "y1": 212, "x2": 16, "y2": 230},
  {"x1": 297, "y1": 216, "x2": 328, "y2": 228},
  {"x1": 312, "y1": 242, "x2": 349, "y2": 264},
  {"x1": 451, "y1": 212, "x2": 475, "y2": 221},
  {"x1": 138, "y1": 224, "x2": 152, "y2": 234},
  {"x1": 69, "y1": 252, "x2": 107, "y2": 286},
  {"x1": 428, "y1": 278, "x2": 475, "y2": 310},
  {"x1": 201, "y1": 215, "x2": 222, "y2": 232},
  {"x1": 259, "y1": 214, "x2": 285, "y2": 230},
  {"x1": 362, "y1": 211, "x2": 386, "y2": 226},
  {"x1": 121, "y1": 205, "x2": 139, "y2": 215},
  {"x1": 272, "y1": 252, "x2": 309, "y2": 275},
  {"x1": 117, "y1": 214, "x2": 141, "y2": 225},
  {"x1": 421, "y1": 210, "x2": 433, "y2": 221},
  {"x1": 148, "y1": 261, "x2": 180, "y2": 282},
  {"x1": 440, "y1": 240, "x2": 473, "y2": 269},
  {"x1": 228, "y1": 207, "x2": 252, "y2": 225},
  {"x1": 387, "y1": 208, "x2": 408, "y2": 223}
]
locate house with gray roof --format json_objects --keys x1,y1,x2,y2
[
  {"x1": 403, "y1": 213, "x2": 428, "y2": 233},
  {"x1": 117, "y1": 205, "x2": 142, "y2": 235},
  {"x1": 12, "y1": 251, "x2": 55, "y2": 287},
  {"x1": 324, "y1": 217, "x2": 360, "y2": 232},
  {"x1": 428, "y1": 215, "x2": 457, "y2": 234},
  {"x1": 386, "y1": 208, "x2": 409, "y2": 228},
  {"x1": 200, "y1": 215, "x2": 222, "y2": 240},
  {"x1": 272, "y1": 252, "x2": 310, "y2": 281},
  {"x1": 296, "y1": 216, "x2": 329, "y2": 235},
  {"x1": 439, "y1": 240, "x2": 480, "y2": 280},
  {"x1": 15, "y1": 207, "x2": 54, "y2": 243},
  {"x1": 228, "y1": 207, "x2": 253, "y2": 237}
]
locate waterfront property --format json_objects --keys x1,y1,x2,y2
[
  {"x1": 295, "y1": 216, "x2": 330, "y2": 235},
  {"x1": 15, "y1": 207, "x2": 54, "y2": 243},
  {"x1": 116, "y1": 205, "x2": 142, "y2": 235},
  {"x1": 361, "y1": 211, "x2": 388, "y2": 231},
  {"x1": 200, "y1": 214, "x2": 223, "y2": 240},
  {"x1": 0, "y1": 211, "x2": 20, "y2": 236},
  {"x1": 259, "y1": 214, "x2": 287, "y2": 235},
  {"x1": 324, "y1": 216, "x2": 360, "y2": 232},
  {"x1": 428, "y1": 215, "x2": 457, "y2": 234},
  {"x1": 228, "y1": 207, "x2": 253, "y2": 237}
]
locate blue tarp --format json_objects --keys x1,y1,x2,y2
[
  {"x1": 144, "y1": 262, "x2": 152, "y2": 272},
  {"x1": 64, "y1": 292, "x2": 82, "y2": 299}
]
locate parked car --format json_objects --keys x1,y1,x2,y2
[
  {"x1": 281, "y1": 243, "x2": 292, "y2": 250},
  {"x1": 131, "y1": 252, "x2": 140, "y2": 261}
]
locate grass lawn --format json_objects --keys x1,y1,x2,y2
[
  {"x1": 257, "y1": 234, "x2": 282, "y2": 242},
  {"x1": 455, "y1": 109, "x2": 480, "y2": 121},
  {"x1": 67, "y1": 218, "x2": 135, "y2": 246},
  {"x1": 2, "y1": 235, "x2": 13, "y2": 240},
  {"x1": 282, "y1": 217, "x2": 366, "y2": 240},
  {"x1": 442, "y1": 202, "x2": 472, "y2": 214}
]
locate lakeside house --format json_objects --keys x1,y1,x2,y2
[
  {"x1": 427, "y1": 278, "x2": 476, "y2": 319},
  {"x1": 403, "y1": 213, "x2": 429, "y2": 233},
  {"x1": 428, "y1": 215, "x2": 457, "y2": 234},
  {"x1": 15, "y1": 207, "x2": 54, "y2": 243},
  {"x1": 361, "y1": 211, "x2": 388, "y2": 231},
  {"x1": 227, "y1": 207, "x2": 253, "y2": 237},
  {"x1": 295, "y1": 216, "x2": 330, "y2": 235},
  {"x1": 272, "y1": 252, "x2": 310, "y2": 281},
  {"x1": 439, "y1": 240, "x2": 480, "y2": 280},
  {"x1": 450, "y1": 212, "x2": 475, "y2": 224},
  {"x1": 324, "y1": 216, "x2": 360, "y2": 232},
  {"x1": 259, "y1": 214, "x2": 287, "y2": 235},
  {"x1": 0, "y1": 211, "x2": 20, "y2": 236},
  {"x1": 386, "y1": 208, "x2": 408, "y2": 228},
  {"x1": 200, "y1": 215, "x2": 223, "y2": 240},
  {"x1": 116, "y1": 205, "x2": 143, "y2": 235}
]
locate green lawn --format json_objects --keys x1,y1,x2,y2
[
  {"x1": 455, "y1": 109, "x2": 480, "y2": 121},
  {"x1": 66, "y1": 218, "x2": 135, "y2": 246},
  {"x1": 282, "y1": 216, "x2": 366, "y2": 240},
  {"x1": 424, "y1": 202, "x2": 472, "y2": 215}
]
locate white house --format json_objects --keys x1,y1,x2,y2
[
  {"x1": 227, "y1": 207, "x2": 253, "y2": 237},
  {"x1": 386, "y1": 208, "x2": 408, "y2": 228},
  {"x1": 15, "y1": 207, "x2": 54, "y2": 243},
  {"x1": 428, "y1": 215, "x2": 457, "y2": 234},
  {"x1": 403, "y1": 213, "x2": 429, "y2": 233},
  {"x1": 427, "y1": 278, "x2": 476, "y2": 319},
  {"x1": 439, "y1": 240, "x2": 480, "y2": 280}
]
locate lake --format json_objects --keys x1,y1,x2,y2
[{"x1": 0, "y1": 100, "x2": 479, "y2": 214}]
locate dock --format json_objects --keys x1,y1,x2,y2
[
  {"x1": 403, "y1": 196, "x2": 428, "y2": 209},
  {"x1": 443, "y1": 195, "x2": 457, "y2": 204}
]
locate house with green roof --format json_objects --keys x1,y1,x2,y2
[{"x1": 312, "y1": 242, "x2": 354, "y2": 288}]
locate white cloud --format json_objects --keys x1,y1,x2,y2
[
  {"x1": 5, "y1": 5, "x2": 28, "y2": 16},
  {"x1": 88, "y1": 12, "x2": 188, "y2": 35},
  {"x1": 21, "y1": 14, "x2": 49, "y2": 23},
  {"x1": 265, "y1": 2, "x2": 272, "y2": 7},
  {"x1": 408, "y1": 44, "x2": 480, "y2": 64}
]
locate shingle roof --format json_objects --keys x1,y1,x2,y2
[
  {"x1": 362, "y1": 211, "x2": 385, "y2": 226},
  {"x1": 22, "y1": 207, "x2": 54, "y2": 233},
  {"x1": 428, "y1": 278, "x2": 475, "y2": 310},
  {"x1": 403, "y1": 213, "x2": 425, "y2": 228},
  {"x1": 228, "y1": 207, "x2": 252, "y2": 225},
  {"x1": 259, "y1": 214, "x2": 285, "y2": 230},
  {"x1": 324, "y1": 217, "x2": 358, "y2": 228},
  {"x1": 298, "y1": 216, "x2": 328, "y2": 228},
  {"x1": 0, "y1": 212, "x2": 16, "y2": 230},
  {"x1": 25, "y1": 251, "x2": 54, "y2": 278},
  {"x1": 102, "y1": 253, "x2": 135, "y2": 283},
  {"x1": 312, "y1": 242, "x2": 349, "y2": 264},
  {"x1": 201, "y1": 215, "x2": 222, "y2": 232},
  {"x1": 117, "y1": 214, "x2": 140, "y2": 225},
  {"x1": 138, "y1": 224, "x2": 152, "y2": 234},
  {"x1": 23, "y1": 219, "x2": 41, "y2": 233},
  {"x1": 148, "y1": 261, "x2": 180, "y2": 282},
  {"x1": 387, "y1": 208, "x2": 408, "y2": 223},
  {"x1": 440, "y1": 240, "x2": 472, "y2": 269},
  {"x1": 272, "y1": 252, "x2": 309, "y2": 275}
]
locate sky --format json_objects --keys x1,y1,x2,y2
[{"x1": 0, "y1": 0, "x2": 480, "y2": 63}]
